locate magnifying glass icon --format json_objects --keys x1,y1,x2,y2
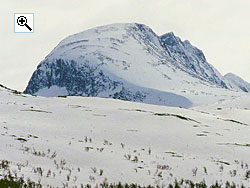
[{"x1": 17, "y1": 16, "x2": 32, "y2": 31}]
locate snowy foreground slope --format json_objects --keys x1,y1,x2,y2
[
  {"x1": 24, "y1": 23, "x2": 249, "y2": 108},
  {"x1": 1, "y1": 87, "x2": 250, "y2": 187}
]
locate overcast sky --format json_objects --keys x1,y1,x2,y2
[{"x1": 1, "y1": 0, "x2": 250, "y2": 91}]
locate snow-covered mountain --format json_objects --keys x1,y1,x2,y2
[
  {"x1": 24, "y1": 23, "x2": 245, "y2": 107},
  {"x1": 224, "y1": 73, "x2": 250, "y2": 92},
  {"x1": 1, "y1": 85, "x2": 250, "y2": 187}
]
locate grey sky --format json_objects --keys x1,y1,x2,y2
[{"x1": 1, "y1": 0, "x2": 250, "y2": 91}]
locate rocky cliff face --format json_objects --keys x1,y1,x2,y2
[
  {"x1": 160, "y1": 32, "x2": 227, "y2": 87},
  {"x1": 24, "y1": 23, "x2": 246, "y2": 107}
]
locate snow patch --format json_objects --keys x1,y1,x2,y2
[{"x1": 34, "y1": 85, "x2": 68, "y2": 97}]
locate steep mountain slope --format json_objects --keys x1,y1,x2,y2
[
  {"x1": 224, "y1": 73, "x2": 250, "y2": 92},
  {"x1": 160, "y1": 32, "x2": 226, "y2": 87},
  {"x1": 24, "y1": 23, "x2": 243, "y2": 107},
  {"x1": 1, "y1": 86, "x2": 250, "y2": 187}
]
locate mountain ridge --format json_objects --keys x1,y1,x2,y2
[{"x1": 224, "y1": 73, "x2": 250, "y2": 92}]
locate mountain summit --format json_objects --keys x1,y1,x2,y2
[{"x1": 24, "y1": 23, "x2": 247, "y2": 107}]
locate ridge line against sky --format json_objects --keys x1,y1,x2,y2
[{"x1": 1, "y1": 0, "x2": 250, "y2": 91}]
